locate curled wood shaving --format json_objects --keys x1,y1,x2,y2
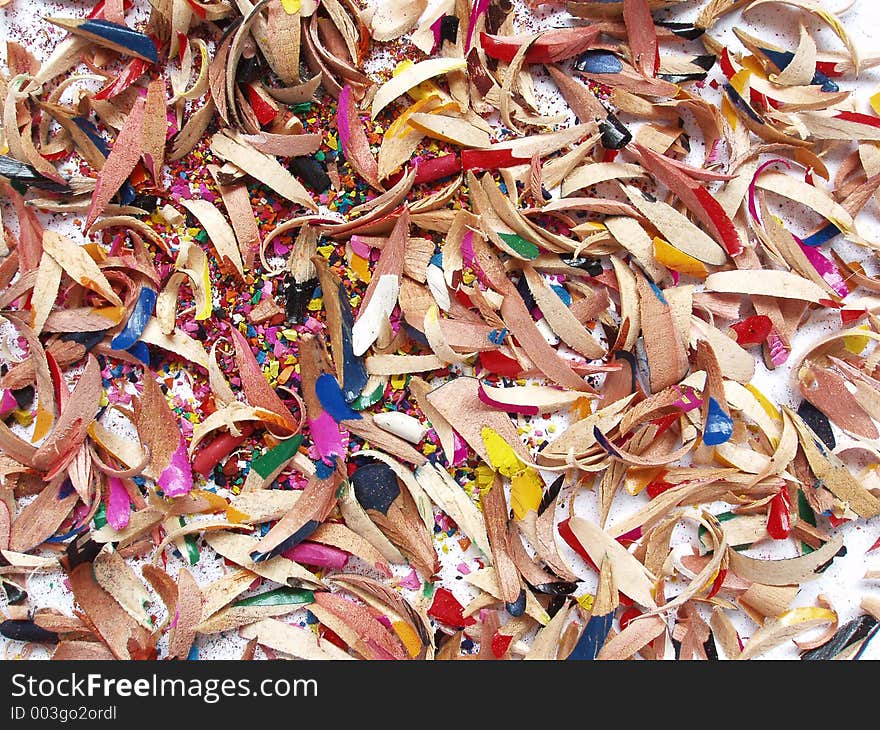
[
  {"x1": 92, "y1": 508, "x2": 165, "y2": 547},
  {"x1": 210, "y1": 131, "x2": 318, "y2": 211},
  {"x1": 371, "y1": 58, "x2": 467, "y2": 119},
  {"x1": 524, "y1": 603, "x2": 573, "y2": 660},
  {"x1": 93, "y1": 545, "x2": 153, "y2": 629},
  {"x1": 62, "y1": 544, "x2": 153, "y2": 660},
  {"x1": 521, "y1": 263, "x2": 605, "y2": 359},
  {"x1": 180, "y1": 198, "x2": 245, "y2": 279},
  {"x1": 205, "y1": 531, "x2": 324, "y2": 589},
  {"x1": 704, "y1": 269, "x2": 827, "y2": 303},
  {"x1": 787, "y1": 407, "x2": 880, "y2": 518},
  {"x1": 4, "y1": 0, "x2": 880, "y2": 664},
  {"x1": 253, "y1": 468, "x2": 340, "y2": 555},
  {"x1": 311, "y1": 522, "x2": 392, "y2": 577},
  {"x1": 464, "y1": 567, "x2": 549, "y2": 625},
  {"x1": 200, "y1": 570, "x2": 254, "y2": 625},
  {"x1": 746, "y1": 0, "x2": 859, "y2": 72},
  {"x1": 738, "y1": 606, "x2": 837, "y2": 660},
  {"x1": 729, "y1": 534, "x2": 845, "y2": 586},
  {"x1": 567, "y1": 516, "x2": 657, "y2": 608},
  {"x1": 597, "y1": 614, "x2": 667, "y2": 660},
  {"x1": 635, "y1": 268, "x2": 689, "y2": 392},
  {"x1": 9, "y1": 477, "x2": 78, "y2": 552},
  {"x1": 240, "y1": 618, "x2": 354, "y2": 660},
  {"x1": 197, "y1": 604, "x2": 300, "y2": 635},
  {"x1": 168, "y1": 567, "x2": 204, "y2": 659},
  {"x1": 415, "y1": 462, "x2": 491, "y2": 559},
  {"x1": 482, "y1": 476, "x2": 521, "y2": 604},
  {"x1": 426, "y1": 377, "x2": 532, "y2": 464},
  {"x1": 338, "y1": 477, "x2": 407, "y2": 565},
  {"x1": 313, "y1": 590, "x2": 409, "y2": 659}
]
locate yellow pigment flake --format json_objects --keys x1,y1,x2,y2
[
  {"x1": 744, "y1": 383, "x2": 781, "y2": 421},
  {"x1": 778, "y1": 606, "x2": 838, "y2": 626},
  {"x1": 392, "y1": 621, "x2": 422, "y2": 658},
  {"x1": 481, "y1": 428, "x2": 522, "y2": 477},
  {"x1": 82, "y1": 242, "x2": 108, "y2": 263},
  {"x1": 481, "y1": 427, "x2": 543, "y2": 519},
  {"x1": 624, "y1": 467, "x2": 663, "y2": 496},
  {"x1": 653, "y1": 237, "x2": 708, "y2": 278},
  {"x1": 349, "y1": 253, "x2": 372, "y2": 283},
  {"x1": 844, "y1": 325, "x2": 871, "y2": 354},
  {"x1": 278, "y1": 365, "x2": 295, "y2": 385},
  {"x1": 192, "y1": 489, "x2": 250, "y2": 524},
  {"x1": 474, "y1": 465, "x2": 495, "y2": 496},
  {"x1": 224, "y1": 505, "x2": 249, "y2": 523},
  {"x1": 578, "y1": 594, "x2": 595, "y2": 612},
  {"x1": 740, "y1": 55, "x2": 764, "y2": 75},
  {"x1": 510, "y1": 470, "x2": 543, "y2": 521},
  {"x1": 872, "y1": 87, "x2": 880, "y2": 116},
  {"x1": 392, "y1": 60, "x2": 415, "y2": 76},
  {"x1": 410, "y1": 78, "x2": 443, "y2": 101},
  {"x1": 462, "y1": 479, "x2": 480, "y2": 500},
  {"x1": 31, "y1": 404, "x2": 53, "y2": 442},
  {"x1": 12, "y1": 409, "x2": 33, "y2": 427},
  {"x1": 388, "y1": 95, "x2": 440, "y2": 138},
  {"x1": 391, "y1": 374, "x2": 408, "y2": 390}
]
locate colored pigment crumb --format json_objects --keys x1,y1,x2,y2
[{"x1": 1, "y1": 0, "x2": 879, "y2": 664}]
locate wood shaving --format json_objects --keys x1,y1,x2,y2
[{"x1": 1, "y1": 0, "x2": 879, "y2": 665}]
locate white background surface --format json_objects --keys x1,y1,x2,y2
[{"x1": 1, "y1": 0, "x2": 880, "y2": 660}]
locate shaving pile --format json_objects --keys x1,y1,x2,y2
[{"x1": 1, "y1": 0, "x2": 880, "y2": 662}]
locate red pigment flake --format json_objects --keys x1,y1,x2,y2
[{"x1": 428, "y1": 587, "x2": 476, "y2": 629}]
